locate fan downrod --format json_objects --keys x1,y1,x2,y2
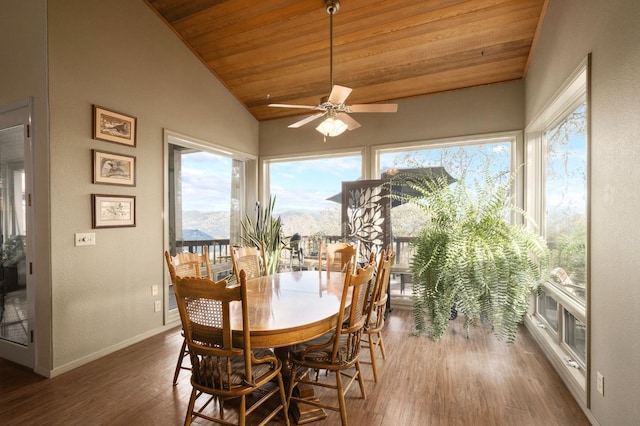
[{"x1": 325, "y1": 0, "x2": 340, "y2": 15}]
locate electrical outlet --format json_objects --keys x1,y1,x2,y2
[
  {"x1": 74, "y1": 232, "x2": 96, "y2": 246},
  {"x1": 151, "y1": 285, "x2": 158, "y2": 296},
  {"x1": 154, "y1": 300, "x2": 162, "y2": 312},
  {"x1": 597, "y1": 371, "x2": 604, "y2": 396}
]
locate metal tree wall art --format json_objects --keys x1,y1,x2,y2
[{"x1": 341, "y1": 180, "x2": 391, "y2": 264}]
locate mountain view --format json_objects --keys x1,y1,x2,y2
[{"x1": 182, "y1": 203, "x2": 427, "y2": 241}]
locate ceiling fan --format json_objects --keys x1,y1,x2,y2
[{"x1": 268, "y1": 0, "x2": 398, "y2": 139}]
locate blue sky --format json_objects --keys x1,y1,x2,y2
[
  {"x1": 181, "y1": 151, "x2": 232, "y2": 211},
  {"x1": 269, "y1": 156, "x2": 362, "y2": 212},
  {"x1": 180, "y1": 142, "x2": 516, "y2": 213},
  {"x1": 545, "y1": 129, "x2": 587, "y2": 218}
]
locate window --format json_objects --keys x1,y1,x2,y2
[
  {"x1": 564, "y1": 308, "x2": 586, "y2": 365},
  {"x1": 526, "y1": 57, "x2": 589, "y2": 394},
  {"x1": 537, "y1": 289, "x2": 559, "y2": 333},
  {"x1": 263, "y1": 152, "x2": 363, "y2": 266},
  {"x1": 165, "y1": 131, "x2": 254, "y2": 313},
  {"x1": 262, "y1": 151, "x2": 363, "y2": 269},
  {"x1": 544, "y1": 103, "x2": 587, "y2": 303},
  {"x1": 375, "y1": 133, "x2": 517, "y2": 301}
]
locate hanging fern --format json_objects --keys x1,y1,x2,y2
[{"x1": 397, "y1": 170, "x2": 549, "y2": 342}]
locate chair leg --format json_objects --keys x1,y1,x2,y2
[
  {"x1": 335, "y1": 369, "x2": 348, "y2": 426},
  {"x1": 377, "y1": 331, "x2": 386, "y2": 359},
  {"x1": 368, "y1": 336, "x2": 379, "y2": 383},
  {"x1": 239, "y1": 394, "x2": 246, "y2": 426},
  {"x1": 277, "y1": 372, "x2": 291, "y2": 426},
  {"x1": 173, "y1": 338, "x2": 188, "y2": 385},
  {"x1": 184, "y1": 388, "x2": 197, "y2": 426},
  {"x1": 355, "y1": 361, "x2": 367, "y2": 399}
]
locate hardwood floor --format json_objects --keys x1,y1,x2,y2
[{"x1": 0, "y1": 309, "x2": 590, "y2": 425}]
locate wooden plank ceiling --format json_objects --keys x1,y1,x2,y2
[{"x1": 145, "y1": 0, "x2": 547, "y2": 122}]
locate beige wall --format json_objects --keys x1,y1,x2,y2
[
  {"x1": 526, "y1": 0, "x2": 640, "y2": 424},
  {"x1": 0, "y1": 0, "x2": 51, "y2": 373},
  {"x1": 45, "y1": 0, "x2": 258, "y2": 371}
]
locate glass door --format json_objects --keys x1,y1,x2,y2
[
  {"x1": 164, "y1": 131, "x2": 252, "y2": 321},
  {"x1": 0, "y1": 99, "x2": 33, "y2": 367}
]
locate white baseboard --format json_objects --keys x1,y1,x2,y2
[{"x1": 47, "y1": 323, "x2": 179, "y2": 378}]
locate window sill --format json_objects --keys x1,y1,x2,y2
[{"x1": 524, "y1": 314, "x2": 586, "y2": 403}]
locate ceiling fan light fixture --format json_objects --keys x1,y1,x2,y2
[{"x1": 316, "y1": 115, "x2": 348, "y2": 137}]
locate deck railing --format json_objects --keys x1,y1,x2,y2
[
  {"x1": 177, "y1": 236, "x2": 414, "y2": 268},
  {"x1": 176, "y1": 239, "x2": 231, "y2": 264},
  {"x1": 176, "y1": 235, "x2": 413, "y2": 271},
  {"x1": 175, "y1": 235, "x2": 415, "y2": 297}
]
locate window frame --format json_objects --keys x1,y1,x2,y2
[
  {"x1": 163, "y1": 129, "x2": 257, "y2": 324},
  {"x1": 524, "y1": 55, "x2": 590, "y2": 403},
  {"x1": 260, "y1": 147, "x2": 365, "y2": 271},
  {"x1": 373, "y1": 131, "x2": 522, "y2": 306}
]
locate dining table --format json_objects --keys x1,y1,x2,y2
[
  {"x1": 231, "y1": 269, "x2": 348, "y2": 349},
  {"x1": 230, "y1": 269, "x2": 349, "y2": 424}
]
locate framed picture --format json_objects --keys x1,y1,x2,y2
[
  {"x1": 92, "y1": 105, "x2": 137, "y2": 146},
  {"x1": 93, "y1": 150, "x2": 136, "y2": 186},
  {"x1": 92, "y1": 194, "x2": 136, "y2": 228}
]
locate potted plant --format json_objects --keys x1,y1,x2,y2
[
  {"x1": 395, "y1": 171, "x2": 549, "y2": 342},
  {"x1": 240, "y1": 196, "x2": 285, "y2": 274}
]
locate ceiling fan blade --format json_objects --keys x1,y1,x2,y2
[
  {"x1": 288, "y1": 112, "x2": 327, "y2": 128},
  {"x1": 337, "y1": 113, "x2": 361, "y2": 131},
  {"x1": 348, "y1": 103, "x2": 398, "y2": 113},
  {"x1": 328, "y1": 85, "x2": 352, "y2": 105},
  {"x1": 268, "y1": 103, "x2": 318, "y2": 109}
]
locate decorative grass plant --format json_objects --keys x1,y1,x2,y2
[
  {"x1": 396, "y1": 171, "x2": 549, "y2": 342},
  {"x1": 240, "y1": 196, "x2": 284, "y2": 274}
]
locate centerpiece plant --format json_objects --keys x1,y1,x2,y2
[
  {"x1": 396, "y1": 171, "x2": 549, "y2": 342},
  {"x1": 240, "y1": 196, "x2": 284, "y2": 274}
]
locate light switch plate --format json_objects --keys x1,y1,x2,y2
[
  {"x1": 597, "y1": 371, "x2": 604, "y2": 396},
  {"x1": 75, "y1": 232, "x2": 96, "y2": 246}
]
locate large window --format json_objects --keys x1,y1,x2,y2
[
  {"x1": 265, "y1": 152, "x2": 362, "y2": 237},
  {"x1": 263, "y1": 152, "x2": 362, "y2": 267},
  {"x1": 165, "y1": 131, "x2": 253, "y2": 313},
  {"x1": 375, "y1": 133, "x2": 517, "y2": 301},
  {"x1": 526, "y1": 57, "x2": 589, "y2": 398},
  {"x1": 536, "y1": 100, "x2": 588, "y2": 369},
  {"x1": 544, "y1": 102, "x2": 587, "y2": 304}
]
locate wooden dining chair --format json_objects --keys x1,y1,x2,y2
[
  {"x1": 164, "y1": 247, "x2": 211, "y2": 385},
  {"x1": 361, "y1": 246, "x2": 396, "y2": 382},
  {"x1": 231, "y1": 241, "x2": 268, "y2": 282},
  {"x1": 319, "y1": 241, "x2": 357, "y2": 273},
  {"x1": 286, "y1": 258, "x2": 376, "y2": 426},
  {"x1": 173, "y1": 270, "x2": 290, "y2": 426}
]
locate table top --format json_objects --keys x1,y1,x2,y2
[{"x1": 231, "y1": 270, "x2": 347, "y2": 348}]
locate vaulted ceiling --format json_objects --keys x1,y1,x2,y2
[{"x1": 145, "y1": 0, "x2": 547, "y2": 122}]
